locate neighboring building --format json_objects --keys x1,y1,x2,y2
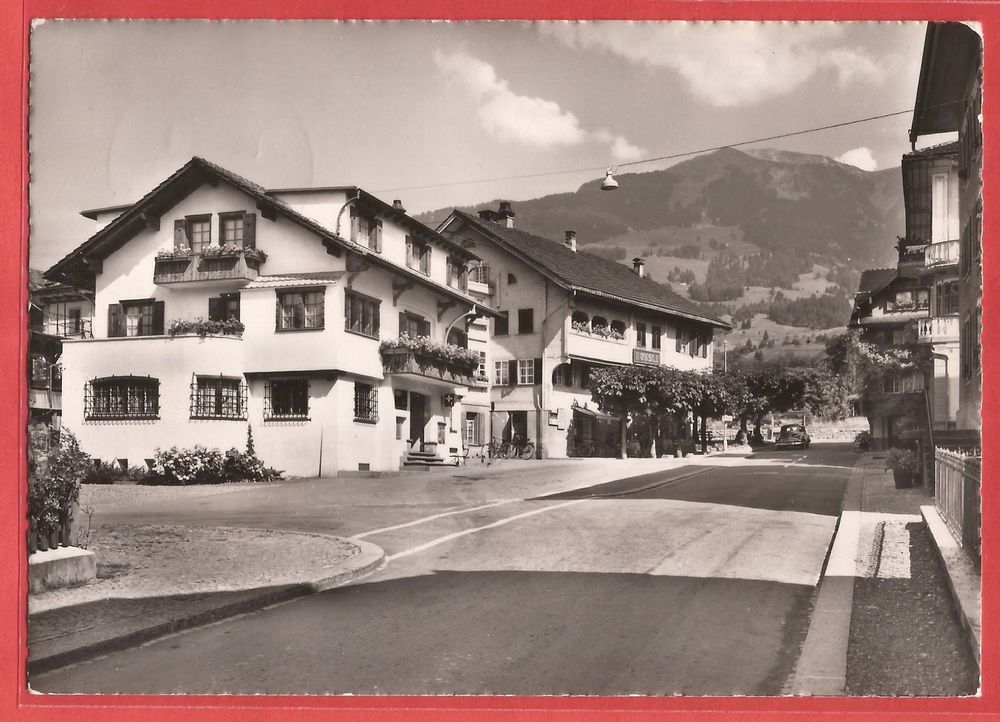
[
  {"x1": 908, "y1": 21, "x2": 983, "y2": 433},
  {"x1": 438, "y1": 203, "x2": 731, "y2": 458},
  {"x1": 28, "y1": 272, "x2": 94, "y2": 434},
  {"x1": 44, "y1": 157, "x2": 494, "y2": 476}
]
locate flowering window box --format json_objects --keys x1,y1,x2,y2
[{"x1": 379, "y1": 336, "x2": 479, "y2": 385}]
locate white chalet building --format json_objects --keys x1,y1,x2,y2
[
  {"x1": 439, "y1": 203, "x2": 731, "y2": 458},
  {"x1": 45, "y1": 157, "x2": 495, "y2": 476}
]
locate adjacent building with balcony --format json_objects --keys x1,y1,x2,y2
[
  {"x1": 909, "y1": 21, "x2": 983, "y2": 435},
  {"x1": 28, "y1": 272, "x2": 95, "y2": 433},
  {"x1": 44, "y1": 157, "x2": 494, "y2": 476},
  {"x1": 438, "y1": 202, "x2": 731, "y2": 458}
]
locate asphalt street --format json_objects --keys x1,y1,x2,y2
[{"x1": 34, "y1": 445, "x2": 856, "y2": 695}]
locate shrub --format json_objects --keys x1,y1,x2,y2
[
  {"x1": 28, "y1": 429, "x2": 90, "y2": 544},
  {"x1": 223, "y1": 448, "x2": 282, "y2": 482},
  {"x1": 82, "y1": 461, "x2": 152, "y2": 485},
  {"x1": 149, "y1": 445, "x2": 227, "y2": 485},
  {"x1": 883, "y1": 447, "x2": 919, "y2": 475},
  {"x1": 168, "y1": 317, "x2": 245, "y2": 338}
]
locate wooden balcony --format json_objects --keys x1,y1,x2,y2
[{"x1": 153, "y1": 249, "x2": 266, "y2": 286}]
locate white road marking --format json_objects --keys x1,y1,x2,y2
[
  {"x1": 386, "y1": 499, "x2": 588, "y2": 562},
  {"x1": 351, "y1": 499, "x2": 518, "y2": 540},
  {"x1": 783, "y1": 454, "x2": 808, "y2": 468}
]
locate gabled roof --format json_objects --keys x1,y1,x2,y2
[
  {"x1": 45, "y1": 157, "x2": 490, "y2": 314},
  {"x1": 856, "y1": 268, "x2": 898, "y2": 296},
  {"x1": 910, "y1": 22, "x2": 981, "y2": 143},
  {"x1": 450, "y1": 210, "x2": 730, "y2": 329}
]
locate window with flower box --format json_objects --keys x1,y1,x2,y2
[
  {"x1": 276, "y1": 288, "x2": 325, "y2": 331},
  {"x1": 264, "y1": 379, "x2": 309, "y2": 420},
  {"x1": 108, "y1": 299, "x2": 164, "y2": 337},
  {"x1": 186, "y1": 215, "x2": 212, "y2": 253},
  {"x1": 85, "y1": 376, "x2": 160, "y2": 420},
  {"x1": 191, "y1": 375, "x2": 247, "y2": 420},
  {"x1": 219, "y1": 211, "x2": 245, "y2": 247}
]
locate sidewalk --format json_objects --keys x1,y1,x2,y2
[
  {"x1": 28, "y1": 525, "x2": 384, "y2": 675},
  {"x1": 789, "y1": 452, "x2": 980, "y2": 696}
]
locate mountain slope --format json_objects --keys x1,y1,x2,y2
[{"x1": 418, "y1": 147, "x2": 902, "y2": 268}]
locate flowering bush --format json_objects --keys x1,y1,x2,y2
[
  {"x1": 571, "y1": 320, "x2": 591, "y2": 333},
  {"x1": 168, "y1": 317, "x2": 245, "y2": 338},
  {"x1": 379, "y1": 334, "x2": 480, "y2": 374},
  {"x1": 884, "y1": 447, "x2": 920, "y2": 474},
  {"x1": 201, "y1": 243, "x2": 267, "y2": 261},
  {"x1": 28, "y1": 429, "x2": 90, "y2": 546},
  {"x1": 151, "y1": 446, "x2": 227, "y2": 485},
  {"x1": 148, "y1": 428, "x2": 281, "y2": 485}
]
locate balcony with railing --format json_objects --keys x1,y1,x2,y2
[
  {"x1": 467, "y1": 264, "x2": 493, "y2": 296},
  {"x1": 857, "y1": 299, "x2": 930, "y2": 325},
  {"x1": 916, "y1": 315, "x2": 960, "y2": 343},
  {"x1": 566, "y1": 322, "x2": 633, "y2": 365},
  {"x1": 153, "y1": 247, "x2": 266, "y2": 285},
  {"x1": 924, "y1": 239, "x2": 960, "y2": 269},
  {"x1": 379, "y1": 337, "x2": 478, "y2": 386}
]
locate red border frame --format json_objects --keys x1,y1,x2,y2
[{"x1": 3, "y1": 2, "x2": 996, "y2": 720}]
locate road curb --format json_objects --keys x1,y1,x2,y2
[
  {"x1": 920, "y1": 504, "x2": 981, "y2": 668},
  {"x1": 28, "y1": 537, "x2": 386, "y2": 676},
  {"x1": 784, "y1": 454, "x2": 865, "y2": 696}
]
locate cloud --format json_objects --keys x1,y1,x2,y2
[
  {"x1": 539, "y1": 22, "x2": 888, "y2": 108},
  {"x1": 835, "y1": 146, "x2": 878, "y2": 171},
  {"x1": 433, "y1": 49, "x2": 644, "y2": 160}
]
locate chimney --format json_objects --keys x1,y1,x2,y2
[
  {"x1": 478, "y1": 209, "x2": 498, "y2": 222},
  {"x1": 497, "y1": 200, "x2": 515, "y2": 228},
  {"x1": 632, "y1": 257, "x2": 645, "y2": 277},
  {"x1": 392, "y1": 199, "x2": 406, "y2": 213},
  {"x1": 564, "y1": 230, "x2": 577, "y2": 252}
]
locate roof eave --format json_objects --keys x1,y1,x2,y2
[{"x1": 572, "y1": 287, "x2": 732, "y2": 330}]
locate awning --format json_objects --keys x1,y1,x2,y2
[{"x1": 573, "y1": 407, "x2": 619, "y2": 422}]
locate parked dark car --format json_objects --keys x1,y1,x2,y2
[{"x1": 775, "y1": 424, "x2": 810, "y2": 450}]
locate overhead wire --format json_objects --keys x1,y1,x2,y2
[{"x1": 373, "y1": 100, "x2": 963, "y2": 194}]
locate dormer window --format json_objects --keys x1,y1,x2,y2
[{"x1": 351, "y1": 208, "x2": 382, "y2": 252}]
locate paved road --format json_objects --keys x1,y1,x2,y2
[{"x1": 33, "y1": 444, "x2": 855, "y2": 695}]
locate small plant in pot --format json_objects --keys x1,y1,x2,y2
[{"x1": 884, "y1": 447, "x2": 919, "y2": 489}]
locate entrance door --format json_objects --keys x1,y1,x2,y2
[
  {"x1": 510, "y1": 410, "x2": 528, "y2": 443},
  {"x1": 409, "y1": 392, "x2": 426, "y2": 450}
]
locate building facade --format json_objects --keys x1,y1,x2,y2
[
  {"x1": 908, "y1": 21, "x2": 983, "y2": 433},
  {"x1": 438, "y1": 203, "x2": 730, "y2": 458},
  {"x1": 45, "y1": 157, "x2": 493, "y2": 476}
]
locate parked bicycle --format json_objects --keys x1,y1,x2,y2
[{"x1": 500, "y1": 433, "x2": 536, "y2": 460}]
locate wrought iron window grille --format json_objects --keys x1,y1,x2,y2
[
  {"x1": 84, "y1": 375, "x2": 160, "y2": 420},
  {"x1": 190, "y1": 374, "x2": 248, "y2": 420}
]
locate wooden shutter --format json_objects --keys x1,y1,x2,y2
[
  {"x1": 173, "y1": 219, "x2": 188, "y2": 250},
  {"x1": 508, "y1": 359, "x2": 518, "y2": 385},
  {"x1": 276, "y1": 292, "x2": 284, "y2": 330},
  {"x1": 675, "y1": 327, "x2": 682, "y2": 353},
  {"x1": 423, "y1": 245, "x2": 431, "y2": 274},
  {"x1": 374, "y1": 218, "x2": 383, "y2": 252},
  {"x1": 405, "y1": 235, "x2": 412, "y2": 267},
  {"x1": 243, "y1": 213, "x2": 256, "y2": 250},
  {"x1": 152, "y1": 301, "x2": 165, "y2": 335},
  {"x1": 533, "y1": 357, "x2": 542, "y2": 384},
  {"x1": 421, "y1": 319, "x2": 431, "y2": 337},
  {"x1": 372, "y1": 301, "x2": 380, "y2": 336},
  {"x1": 399, "y1": 312, "x2": 407, "y2": 337},
  {"x1": 350, "y1": 208, "x2": 359, "y2": 244},
  {"x1": 208, "y1": 297, "x2": 224, "y2": 322},
  {"x1": 108, "y1": 303, "x2": 123, "y2": 338}
]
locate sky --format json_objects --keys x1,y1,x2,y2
[{"x1": 29, "y1": 20, "x2": 929, "y2": 270}]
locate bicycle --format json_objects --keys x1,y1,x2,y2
[
  {"x1": 502, "y1": 433, "x2": 536, "y2": 460},
  {"x1": 574, "y1": 439, "x2": 596, "y2": 457}
]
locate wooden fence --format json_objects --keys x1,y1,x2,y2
[{"x1": 934, "y1": 448, "x2": 981, "y2": 559}]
